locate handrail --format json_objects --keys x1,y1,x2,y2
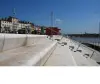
[{"x1": 69, "y1": 38, "x2": 100, "y2": 55}]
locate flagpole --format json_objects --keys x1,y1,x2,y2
[
  {"x1": 13, "y1": 8, "x2": 16, "y2": 17},
  {"x1": 51, "y1": 11, "x2": 53, "y2": 37},
  {"x1": 12, "y1": 8, "x2": 16, "y2": 33}
]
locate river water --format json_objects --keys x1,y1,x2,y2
[{"x1": 71, "y1": 37, "x2": 100, "y2": 43}]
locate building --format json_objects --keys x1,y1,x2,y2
[
  {"x1": 0, "y1": 16, "x2": 34, "y2": 33},
  {"x1": 40, "y1": 26, "x2": 46, "y2": 35},
  {"x1": 0, "y1": 17, "x2": 13, "y2": 33},
  {"x1": 34, "y1": 25, "x2": 41, "y2": 34},
  {"x1": 45, "y1": 27, "x2": 61, "y2": 35}
]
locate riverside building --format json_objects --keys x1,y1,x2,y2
[{"x1": 0, "y1": 16, "x2": 34, "y2": 33}]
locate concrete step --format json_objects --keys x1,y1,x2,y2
[{"x1": 0, "y1": 39, "x2": 57, "y2": 66}]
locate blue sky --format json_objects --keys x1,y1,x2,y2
[{"x1": 0, "y1": 0, "x2": 100, "y2": 34}]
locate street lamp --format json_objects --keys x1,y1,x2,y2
[{"x1": 51, "y1": 11, "x2": 53, "y2": 37}]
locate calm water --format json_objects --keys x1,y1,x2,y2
[{"x1": 71, "y1": 37, "x2": 100, "y2": 43}]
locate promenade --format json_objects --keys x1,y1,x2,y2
[
  {"x1": 0, "y1": 34, "x2": 99, "y2": 66},
  {"x1": 44, "y1": 37, "x2": 99, "y2": 66}
]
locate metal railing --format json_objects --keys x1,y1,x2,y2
[{"x1": 69, "y1": 38, "x2": 100, "y2": 61}]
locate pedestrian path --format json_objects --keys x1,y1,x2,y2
[
  {"x1": 44, "y1": 38, "x2": 76, "y2": 66},
  {"x1": 44, "y1": 37, "x2": 99, "y2": 66}
]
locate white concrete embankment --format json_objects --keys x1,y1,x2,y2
[
  {"x1": 44, "y1": 37, "x2": 99, "y2": 66},
  {"x1": 0, "y1": 34, "x2": 47, "y2": 51},
  {"x1": 0, "y1": 34, "x2": 58, "y2": 66},
  {"x1": 0, "y1": 34, "x2": 4, "y2": 51},
  {"x1": 69, "y1": 38, "x2": 100, "y2": 64},
  {"x1": 44, "y1": 37, "x2": 77, "y2": 66},
  {"x1": 23, "y1": 42, "x2": 57, "y2": 66},
  {"x1": 0, "y1": 34, "x2": 98, "y2": 66}
]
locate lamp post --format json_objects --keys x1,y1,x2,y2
[{"x1": 51, "y1": 11, "x2": 53, "y2": 37}]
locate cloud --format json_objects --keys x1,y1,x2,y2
[{"x1": 55, "y1": 19, "x2": 63, "y2": 24}]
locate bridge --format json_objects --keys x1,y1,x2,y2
[{"x1": 0, "y1": 34, "x2": 100, "y2": 66}]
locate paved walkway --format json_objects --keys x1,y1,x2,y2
[
  {"x1": 44, "y1": 38, "x2": 76, "y2": 66},
  {"x1": 0, "y1": 36, "x2": 99, "y2": 66},
  {"x1": 44, "y1": 37, "x2": 99, "y2": 66}
]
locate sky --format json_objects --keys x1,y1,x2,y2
[{"x1": 0, "y1": 0, "x2": 100, "y2": 34}]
